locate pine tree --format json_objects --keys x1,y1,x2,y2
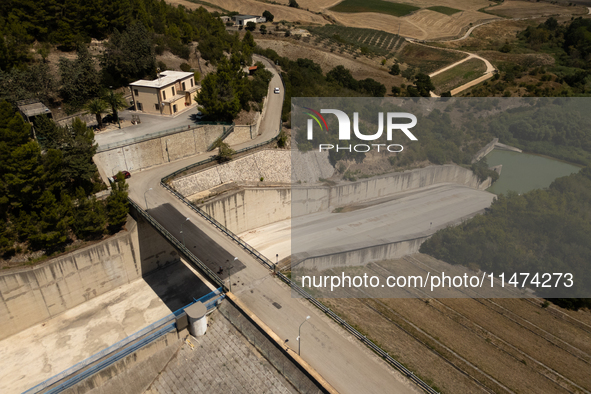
[
  {"x1": 106, "y1": 173, "x2": 129, "y2": 233},
  {"x1": 74, "y1": 188, "x2": 106, "y2": 239}
]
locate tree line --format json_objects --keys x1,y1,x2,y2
[
  {"x1": 0, "y1": 101, "x2": 129, "y2": 260},
  {"x1": 420, "y1": 168, "x2": 591, "y2": 311}
]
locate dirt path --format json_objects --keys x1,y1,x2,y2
[{"x1": 406, "y1": 39, "x2": 495, "y2": 97}]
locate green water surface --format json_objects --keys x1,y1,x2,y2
[{"x1": 485, "y1": 149, "x2": 581, "y2": 195}]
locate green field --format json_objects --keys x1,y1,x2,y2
[
  {"x1": 427, "y1": 6, "x2": 461, "y2": 15},
  {"x1": 306, "y1": 25, "x2": 405, "y2": 57},
  {"x1": 431, "y1": 58, "x2": 486, "y2": 94},
  {"x1": 330, "y1": 0, "x2": 420, "y2": 17}
]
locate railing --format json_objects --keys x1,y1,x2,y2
[
  {"x1": 96, "y1": 122, "x2": 233, "y2": 153},
  {"x1": 173, "y1": 287, "x2": 225, "y2": 316},
  {"x1": 207, "y1": 124, "x2": 235, "y2": 151},
  {"x1": 23, "y1": 313, "x2": 176, "y2": 394},
  {"x1": 128, "y1": 199, "x2": 227, "y2": 291}
]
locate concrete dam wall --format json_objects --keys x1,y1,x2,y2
[
  {"x1": 197, "y1": 164, "x2": 491, "y2": 236},
  {"x1": 0, "y1": 214, "x2": 181, "y2": 341},
  {"x1": 94, "y1": 125, "x2": 227, "y2": 177}
]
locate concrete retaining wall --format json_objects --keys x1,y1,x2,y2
[
  {"x1": 0, "y1": 219, "x2": 140, "y2": 341},
  {"x1": 201, "y1": 187, "x2": 291, "y2": 234},
  {"x1": 94, "y1": 125, "x2": 228, "y2": 176},
  {"x1": 0, "y1": 214, "x2": 180, "y2": 341},
  {"x1": 472, "y1": 138, "x2": 498, "y2": 163},
  {"x1": 198, "y1": 164, "x2": 490, "y2": 236},
  {"x1": 296, "y1": 237, "x2": 428, "y2": 270},
  {"x1": 327, "y1": 164, "x2": 490, "y2": 211},
  {"x1": 172, "y1": 149, "x2": 334, "y2": 197}
]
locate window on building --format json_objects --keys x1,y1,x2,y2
[
  {"x1": 162, "y1": 90, "x2": 166, "y2": 100},
  {"x1": 134, "y1": 89, "x2": 139, "y2": 96},
  {"x1": 137, "y1": 103, "x2": 143, "y2": 111},
  {"x1": 182, "y1": 82, "x2": 186, "y2": 91},
  {"x1": 155, "y1": 104, "x2": 159, "y2": 110},
  {"x1": 173, "y1": 104, "x2": 177, "y2": 113},
  {"x1": 172, "y1": 86, "x2": 175, "y2": 96},
  {"x1": 190, "y1": 78, "x2": 194, "y2": 87}
]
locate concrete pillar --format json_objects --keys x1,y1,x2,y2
[{"x1": 185, "y1": 302, "x2": 207, "y2": 337}]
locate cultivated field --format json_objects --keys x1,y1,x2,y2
[
  {"x1": 321, "y1": 253, "x2": 591, "y2": 394},
  {"x1": 484, "y1": 0, "x2": 587, "y2": 18},
  {"x1": 167, "y1": 0, "x2": 586, "y2": 40},
  {"x1": 306, "y1": 25, "x2": 406, "y2": 57},
  {"x1": 329, "y1": 0, "x2": 420, "y2": 17},
  {"x1": 431, "y1": 57, "x2": 487, "y2": 94},
  {"x1": 255, "y1": 38, "x2": 404, "y2": 88}
]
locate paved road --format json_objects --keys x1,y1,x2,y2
[
  {"x1": 126, "y1": 57, "x2": 420, "y2": 393},
  {"x1": 95, "y1": 107, "x2": 201, "y2": 148}
]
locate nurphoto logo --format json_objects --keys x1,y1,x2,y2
[{"x1": 305, "y1": 108, "x2": 418, "y2": 152}]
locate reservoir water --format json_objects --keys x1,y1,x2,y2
[{"x1": 485, "y1": 149, "x2": 581, "y2": 195}]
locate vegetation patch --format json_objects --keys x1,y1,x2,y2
[
  {"x1": 426, "y1": 6, "x2": 461, "y2": 15},
  {"x1": 398, "y1": 44, "x2": 467, "y2": 74},
  {"x1": 306, "y1": 25, "x2": 405, "y2": 58},
  {"x1": 431, "y1": 58, "x2": 486, "y2": 94},
  {"x1": 329, "y1": 0, "x2": 420, "y2": 17}
]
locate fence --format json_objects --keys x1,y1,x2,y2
[
  {"x1": 96, "y1": 122, "x2": 233, "y2": 153},
  {"x1": 129, "y1": 199, "x2": 227, "y2": 291},
  {"x1": 173, "y1": 287, "x2": 225, "y2": 316},
  {"x1": 219, "y1": 301, "x2": 324, "y2": 394}
]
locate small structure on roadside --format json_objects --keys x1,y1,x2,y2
[
  {"x1": 234, "y1": 15, "x2": 265, "y2": 26},
  {"x1": 16, "y1": 99, "x2": 53, "y2": 138},
  {"x1": 129, "y1": 71, "x2": 199, "y2": 116}
]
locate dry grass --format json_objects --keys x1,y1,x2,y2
[
  {"x1": 256, "y1": 37, "x2": 404, "y2": 89},
  {"x1": 321, "y1": 253, "x2": 591, "y2": 394},
  {"x1": 168, "y1": 0, "x2": 327, "y2": 24},
  {"x1": 484, "y1": 0, "x2": 587, "y2": 18}
]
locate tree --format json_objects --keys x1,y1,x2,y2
[
  {"x1": 58, "y1": 44, "x2": 101, "y2": 111},
  {"x1": 196, "y1": 58, "x2": 242, "y2": 121},
  {"x1": 414, "y1": 73, "x2": 435, "y2": 97},
  {"x1": 61, "y1": 118, "x2": 98, "y2": 194},
  {"x1": 106, "y1": 173, "x2": 129, "y2": 233},
  {"x1": 327, "y1": 65, "x2": 358, "y2": 90},
  {"x1": 289, "y1": 0, "x2": 299, "y2": 8},
  {"x1": 102, "y1": 89, "x2": 128, "y2": 124},
  {"x1": 358, "y1": 78, "x2": 386, "y2": 97},
  {"x1": 84, "y1": 98, "x2": 109, "y2": 129},
  {"x1": 389, "y1": 64, "x2": 400, "y2": 75},
  {"x1": 73, "y1": 188, "x2": 106, "y2": 239},
  {"x1": 260, "y1": 25, "x2": 267, "y2": 35},
  {"x1": 29, "y1": 190, "x2": 72, "y2": 252},
  {"x1": 213, "y1": 140, "x2": 235, "y2": 163},
  {"x1": 100, "y1": 24, "x2": 156, "y2": 87},
  {"x1": 263, "y1": 10, "x2": 274, "y2": 22},
  {"x1": 245, "y1": 21, "x2": 256, "y2": 32}
]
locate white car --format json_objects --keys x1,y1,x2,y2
[{"x1": 274, "y1": 87, "x2": 280, "y2": 94}]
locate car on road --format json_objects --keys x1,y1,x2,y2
[
  {"x1": 108, "y1": 170, "x2": 131, "y2": 183},
  {"x1": 274, "y1": 87, "x2": 280, "y2": 94}
]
